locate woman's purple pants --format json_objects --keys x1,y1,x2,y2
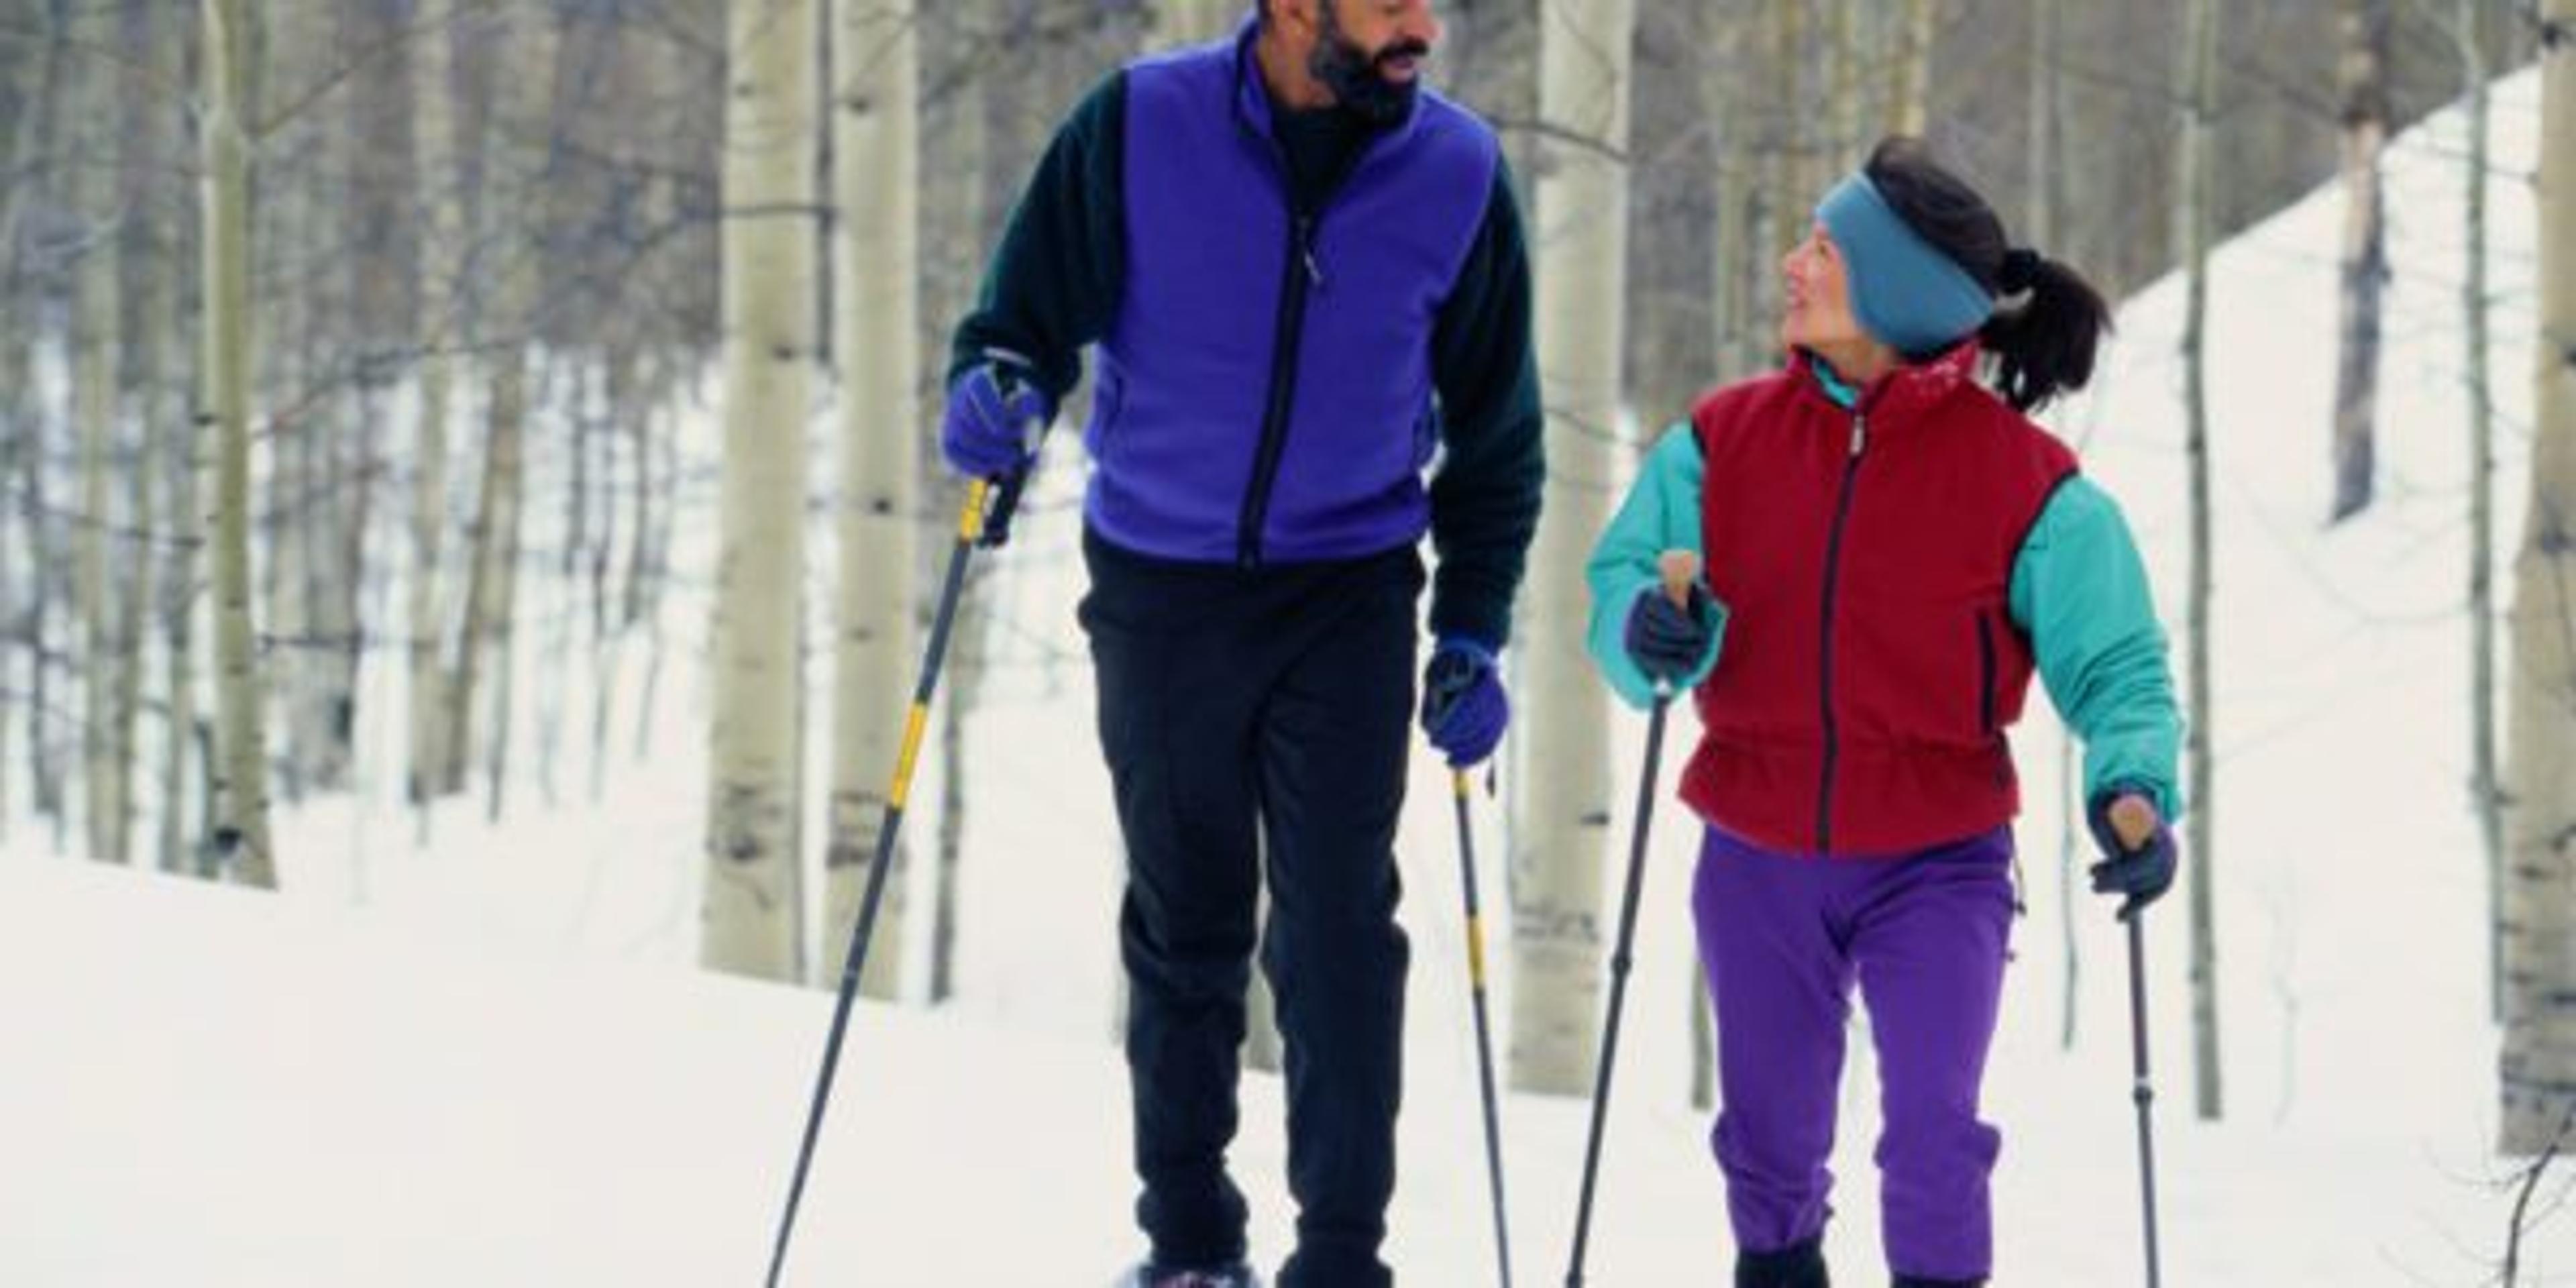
[{"x1": 1692, "y1": 823, "x2": 2016, "y2": 1283}]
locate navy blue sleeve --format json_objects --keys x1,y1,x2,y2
[
  {"x1": 1426, "y1": 161, "x2": 1543, "y2": 649},
  {"x1": 947, "y1": 74, "x2": 1127, "y2": 404}
]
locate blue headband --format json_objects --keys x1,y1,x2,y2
[{"x1": 1815, "y1": 172, "x2": 1994, "y2": 355}]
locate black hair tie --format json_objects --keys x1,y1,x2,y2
[{"x1": 1999, "y1": 248, "x2": 2044, "y2": 294}]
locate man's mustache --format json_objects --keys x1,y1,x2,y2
[{"x1": 1374, "y1": 40, "x2": 1432, "y2": 68}]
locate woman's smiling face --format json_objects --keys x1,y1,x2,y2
[{"x1": 1778, "y1": 221, "x2": 1868, "y2": 354}]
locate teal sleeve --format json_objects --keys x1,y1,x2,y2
[
  {"x1": 2009, "y1": 476, "x2": 2186, "y2": 820},
  {"x1": 1586, "y1": 426, "x2": 1727, "y2": 712}
]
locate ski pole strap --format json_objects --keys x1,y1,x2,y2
[
  {"x1": 978, "y1": 413, "x2": 1052, "y2": 549},
  {"x1": 981, "y1": 470, "x2": 1029, "y2": 548}
]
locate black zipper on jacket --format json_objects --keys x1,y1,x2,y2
[
  {"x1": 1233, "y1": 106, "x2": 1377, "y2": 568},
  {"x1": 1237, "y1": 209, "x2": 1324, "y2": 567},
  {"x1": 1815, "y1": 411, "x2": 1868, "y2": 852}
]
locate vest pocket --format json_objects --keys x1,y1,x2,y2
[
  {"x1": 1975, "y1": 609, "x2": 1998, "y2": 736},
  {"x1": 1089, "y1": 370, "x2": 1128, "y2": 464}
]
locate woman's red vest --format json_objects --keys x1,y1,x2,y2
[{"x1": 1682, "y1": 345, "x2": 2077, "y2": 857}]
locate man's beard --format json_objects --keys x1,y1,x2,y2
[{"x1": 1307, "y1": 2, "x2": 1429, "y2": 125}]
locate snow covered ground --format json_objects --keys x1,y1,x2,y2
[{"x1": 1, "y1": 68, "x2": 2566, "y2": 1286}]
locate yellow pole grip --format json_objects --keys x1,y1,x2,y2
[{"x1": 888, "y1": 702, "x2": 931, "y2": 810}]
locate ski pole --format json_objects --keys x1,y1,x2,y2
[
  {"x1": 1565, "y1": 550, "x2": 1699, "y2": 1288},
  {"x1": 2109, "y1": 796, "x2": 2164, "y2": 1288},
  {"x1": 765, "y1": 433, "x2": 1044, "y2": 1288},
  {"x1": 1452, "y1": 767, "x2": 1515, "y2": 1288}
]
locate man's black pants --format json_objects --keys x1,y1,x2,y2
[{"x1": 1081, "y1": 531, "x2": 1419, "y2": 1288}]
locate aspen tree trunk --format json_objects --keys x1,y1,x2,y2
[
  {"x1": 627, "y1": 20, "x2": 694, "y2": 769},
  {"x1": 447, "y1": 2, "x2": 556, "y2": 814},
  {"x1": 2461, "y1": 0, "x2": 2505, "y2": 1024},
  {"x1": 1891, "y1": 0, "x2": 1935, "y2": 138},
  {"x1": 107, "y1": 3, "x2": 152, "y2": 861},
  {"x1": 2029, "y1": 0, "x2": 2081, "y2": 1051},
  {"x1": 2499, "y1": 0, "x2": 2576, "y2": 1157},
  {"x1": 1750, "y1": 0, "x2": 1799, "y2": 390},
  {"x1": 262, "y1": 1, "x2": 322, "y2": 804},
  {"x1": 0, "y1": 362, "x2": 17, "y2": 846},
  {"x1": 72, "y1": 5, "x2": 127, "y2": 862},
  {"x1": 702, "y1": 0, "x2": 820, "y2": 981},
  {"x1": 631, "y1": 370, "x2": 677, "y2": 764},
  {"x1": 15, "y1": 331, "x2": 56, "y2": 841},
  {"x1": 203, "y1": 0, "x2": 275, "y2": 887},
  {"x1": 590, "y1": 344, "x2": 639, "y2": 802},
  {"x1": 1712, "y1": 117, "x2": 1755, "y2": 380},
  {"x1": 624, "y1": 365, "x2": 663, "y2": 765},
  {"x1": 128, "y1": 0, "x2": 187, "y2": 873},
  {"x1": 926, "y1": 0, "x2": 1001, "y2": 1007},
  {"x1": 1, "y1": 403, "x2": 11, "y2": 844},
  {"x1": 1511, "y1": 0, "x2": 1634, "y2": 1094},
  {"x1": 410, "y1": 1, "x2": 462, "y2": 814},
  {"x1": 2328, "y1": 0, "x2": 2392, "y2": 523},
  {"x1": 1163, "y1": 0, "x2": 1240, "y2": 45},
  {"x1": 311, "y1": 2, "x2": 378, "y2": 798},
  {"x1": 10, "y1": 10, "x2": 66, "y2": 844},
  {"x1": 0, "y1": 13, "x2": 37, "y2": 845},
  {"x1": 1825, "y1": 0, "x2": 1858, "y2": 168},
  {"x1": 1772, "y1": 0, "x2": 1815, "y2": 213},
  {"x1": 537, "y1": 362, "x2": 583, "y2": 808},
  {"x1": 826, "y1": 0, "x2": 922, "y2": 1000},
  {"x1": 2178, "y1": 0, "x2": 2224, "y2": 1120}
]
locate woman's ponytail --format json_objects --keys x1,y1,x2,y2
[
  {"x1": 1978, "y1": 252, "x2": 2111, "y2": 413},
  {"x1": 1862, "y1": 137, "x2": 2113, "y2": 413}
]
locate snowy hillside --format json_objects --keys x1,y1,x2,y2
[{"x1": 1, "y1": 67, "x2": 2566, "y2": 1286}]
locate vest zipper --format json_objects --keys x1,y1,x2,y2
[
  {"x1": 1815, "y1": 411, "x2": 1868, "y2": 851},
  {"x1": 1234, "y1": 111, "x2": 1375, "y2": 569},
  {"x1": 1238, "y1": 210, "x2": 1322, "y2": 567}
]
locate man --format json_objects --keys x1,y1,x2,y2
[{"x1": 939, "y1": 2, "x2": 1540, "y2": 1285}]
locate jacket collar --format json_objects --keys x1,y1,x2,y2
[{"x1": 1789, "y1": 340, "x2": 1984, "y2": 427}]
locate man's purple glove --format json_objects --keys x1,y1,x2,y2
[
  {"x1": 1420, "y1": 637, "x2": 1508, "y2": 768},
  {"x1": 2087, "y1": 786, "x2": 2178, "y2": 920},
  {"x1": 940, "y1": 354, "x2": 1051, "y2": 480}
]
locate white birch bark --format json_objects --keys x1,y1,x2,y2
[
  {"x1": 447, "y1": 3, "x2": 556, "y2": 811},
  {"x1": 409, "y1": 1, "x2": 463, "y2": 812},
  {"x1": 72, "y1": 7, "x2": 126, "y2": 862},
  {"x1": 826, "y1": 0, "x2": 922, "y2": 998},
  {"x1": 702, "y1": 0, "x2": 820, "y2": 981},
  {"x1": 203, "y1": 0, "x2": 275, "y2": 888},
  {"x1": 1511, "y1": 0, "x2": 1634, "y2": 1095},
  {"x1": 2178, "y1": 0, "x2": 2225, "y2": 1120},
  {"x1": 1163, "y1": 0, "x2": 1240, "y2": 45},
  {"x1": 137, "y1": 0, "x2": 189, "y2": 873},
  {"x1": 1891, "y1": 0, "x2": 1935, "y2": 138},
  {"x1": 2328, "y1": 0, "x2": 2391, "y2": 523},
  {"x1": 2460, "y1": 0, "x2": 2504, "y2": 1024},
  {"x1": 2499, "y1": 0, "x2": 2576, "y2": 1157}
]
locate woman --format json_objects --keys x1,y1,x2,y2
[{"x1": 1585, "y1": 138, "x2": 2183, "y2": 1287}]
